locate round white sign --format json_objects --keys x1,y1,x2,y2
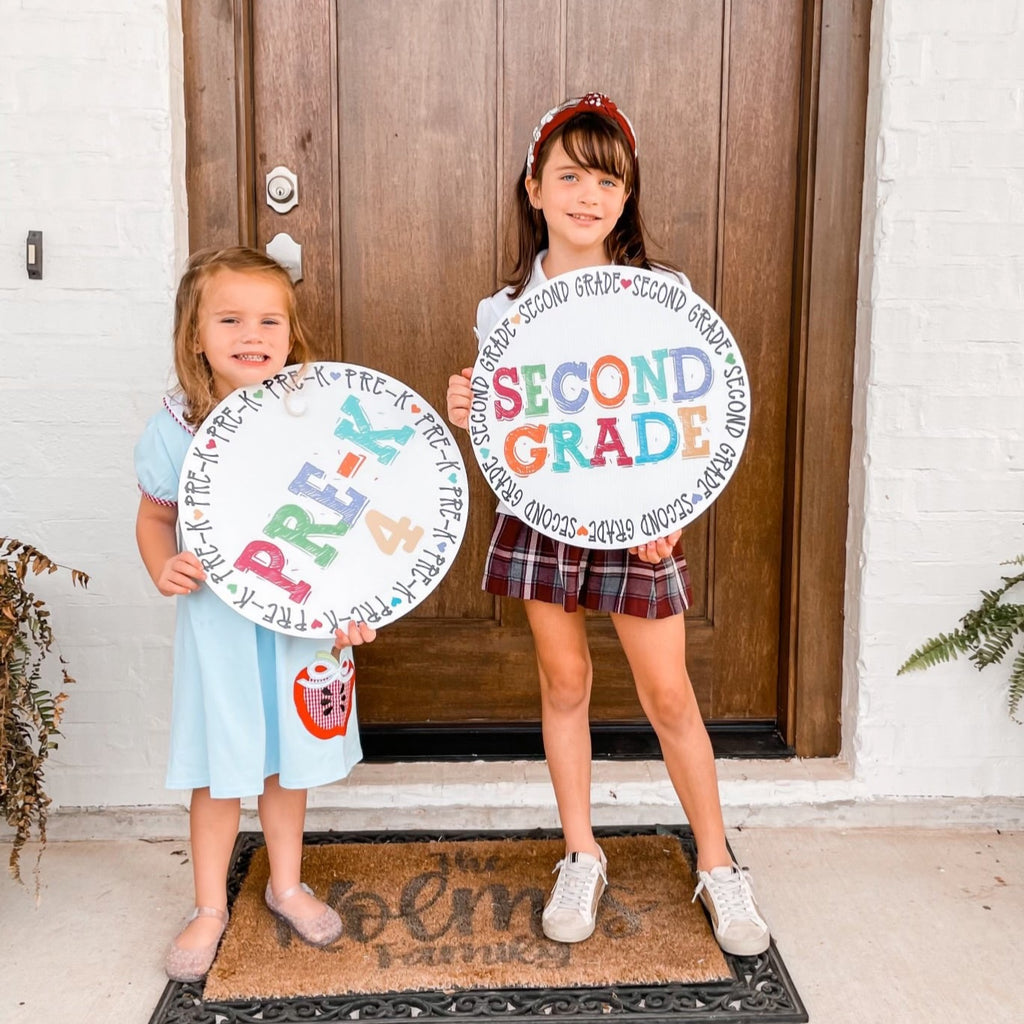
[
  {"x1": 178, "y1": 362, "x2": 468, "y2": 636},
  {"x1": 468, "y1": 267, "x2": 750, "y2": 548}
]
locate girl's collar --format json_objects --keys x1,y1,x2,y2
[
  {"x1": 163, "y1": 393, "x2": 195, "y2": 435},
  {"x1": 533, "y1": 250, "x2": 548, "y2": 283}
]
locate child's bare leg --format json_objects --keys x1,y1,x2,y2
[
  {"x1": 524, "y1": 600, "x2": 600, "y2": 857},
  {"x1": 177, "y1": 787, "x2": 239, "y2": 949},
  {"x1": 610, "y1": 611, "x2": 731, "y2": 870},
  {"x1": 258, "y1": 775, "x2": 321, "y2": 915}
]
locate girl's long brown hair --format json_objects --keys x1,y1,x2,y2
[
  {"x1": 171, "y1": 246, "x2": 313, "y2": 426},
  {"x1": 505, "y1": 112, "x2": 656, "y2": 298}
]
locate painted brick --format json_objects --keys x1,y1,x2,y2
[
  {"x1": 846, "y1": 0, "x2": 1024, "y2": 798},
  {"x1": 929, "y1": 36, "x2": 1024, "y2": 80},
  {"x1": 889, "y1": 0, "x2": 1019, "y2": 37}
]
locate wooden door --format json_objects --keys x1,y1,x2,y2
[{"x1": 183, "y1": 0, "x2": 870, "y2": 754}]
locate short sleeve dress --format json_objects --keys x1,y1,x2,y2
[{"x1": 135, "y1": 395, "x2": 362, "y2": 798}]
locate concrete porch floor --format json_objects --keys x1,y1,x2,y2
[{"x1": 1, "y1": 825, "x2": 1021, "y2": 1024}]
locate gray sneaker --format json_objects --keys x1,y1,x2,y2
[
  {"x1": 541, "y1": 848, "x2": 608, "y2": 943},
  {"x1": 693, "y1": 863, "x2": 770, "y2": 956}
]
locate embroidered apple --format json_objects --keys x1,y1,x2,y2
[{"x1": 293, "y1": 649, "x2": 354, "y2": 739}]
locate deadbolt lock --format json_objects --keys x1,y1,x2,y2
[{"x1": 265, "y1": 166, "x2": 298, "y2": 214}]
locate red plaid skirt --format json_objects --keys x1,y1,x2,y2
[{"x1": 482, "y1": 514, "x2": 692, "y2": 619}]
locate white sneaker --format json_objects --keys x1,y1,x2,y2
[
  {"x1": 693, "y1": 863, "x2": 770, "y2": 956},
  {"x1": 541, "y1": 848, "x2": 608, "y2": 943}
]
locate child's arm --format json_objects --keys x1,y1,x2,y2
[
  {"x1": 136, "y1": 496, "x2": 206, "y2": 596},
  {"x1": 446, "y1": 368, "x2": 473, "y2": 430}
]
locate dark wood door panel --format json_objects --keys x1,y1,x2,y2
[
  {"x1": 713, "y1": 0, "x2": 803, "y2": 718},
  {"x1": 243, "y1": 0, "x2": 801, "y2": 729},
  {"x1": 184, "y1": 0, "x2": 871, "y2": 755}
]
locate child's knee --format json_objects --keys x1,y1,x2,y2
[
  {"x1": 540, "y1": 656, "x2": 592, "y2": 712},
  {"x1": 645, "y1": 682, "x2": 702, "y2": 733}
]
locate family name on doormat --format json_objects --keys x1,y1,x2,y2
[{"x1": 293, "y1": 851, "x2": 657, "y2": 967}]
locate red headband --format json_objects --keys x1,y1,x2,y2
[{"x1": 525, "y1": 92, "x2": 638, "y2": 178}]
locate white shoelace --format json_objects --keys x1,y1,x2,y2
[
  {"x1": 548, "y1": 854, "x2": 608, "y2": 915},
  {"x1": 692, "y1": 866, "x2": 763, "y2": 927}
]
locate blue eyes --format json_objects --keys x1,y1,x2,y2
[{"x1": 559, "y1": 173, "x2": 619, "y2": 188}]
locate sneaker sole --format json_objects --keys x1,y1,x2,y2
[
  {"x1": 541, "y1": 917, "x2": 599, "y2": 943},
  {"x1": 715, "y1": 932, "x2": 771, "y2": 957}
]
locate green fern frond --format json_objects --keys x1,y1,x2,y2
[
  {"x1": 1009, "y1": 647, "x2": 1024, "y2": 724},
  {"x1": 900, "y1": 535, "x2": 1024, "y2": 721},
  {"x1": 898, "y1": 632, "x2": 971, "y2": 674}
]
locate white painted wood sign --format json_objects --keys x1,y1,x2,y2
[
  {"x1": 178, "y1": 362, "x2": 468, "y2": 636},
  {"x1": 469, "y1": 267, "x2": 751, "y2": 548}
]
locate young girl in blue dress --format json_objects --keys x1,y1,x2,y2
[
  {"x1": 447, "y1": 94, "x2": 770, "y2": 957},
  {"x1": 135, "y1": 246, "x2": 376, "y2": 982}
]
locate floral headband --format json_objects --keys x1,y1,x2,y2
[{"x1": 525, "y1": 92, "x2": 638, "y2": 179}]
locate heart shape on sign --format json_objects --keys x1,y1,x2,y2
[
  {"x1": 621, "y1": 278, "x2": 633, "y2": 289},
  {"x1": 577, "y1": 526, "x2": 589, "y2": 536},
  {"x1": 510, "y1": 314, "x2": 521, "y2": 324},
  {"x1": 448, "y1": 473, "x2": 458, "y2": 483},
  {"x1": 227, "y1": 584, "x2": 238, "y2": 594},
  {"x1": 480, "y1": 448, "x2": 490, "y2": 459},
  {"x1": 330, "y1": 371, "x2": 342, "y2": 380},
  {"x1": 411, "y1": 404, "x2": 421, "y2": 413},
  {"x1": 725, "y1": 353, "x2": 736, "y2": 364},
  {"x1": 206, "y1": 440, "x2": 216, "y2": 449},
  {"x1": 391, "y1": 597, "x2": 401, "y2": 607},
  {"x1": 253, "y1": 389, "x2": 264, "y2": 398},
  {"x1": 311, "y1": 619, "x2": 323, "y2": 629},
  {"x1": 692, "y1": 494, "x2": 702, "y2": 503},
  {"x1": 193, "y1": 509, "x2": 202, "y2": 520},
  {"x1": 437, "y1": 542, "x2": 447, "y2": 552}
]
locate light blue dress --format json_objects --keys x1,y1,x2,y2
[{"x1": 135, "y1": 395, "x2": 362, "y2": 798}]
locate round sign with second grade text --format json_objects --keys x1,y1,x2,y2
[
  {"x1": 468, "y1": 267, "x2": 751, "y2": 548},
  {"x1": 177, "y1": 362, "x2": 468, "y2": 637}
]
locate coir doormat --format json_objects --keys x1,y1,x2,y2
[{"x1": 149, "y1": 827, "x2": 808, "y2": 1024}]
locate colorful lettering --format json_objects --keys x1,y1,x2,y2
[
  {"x1": 263, "y1": 504, "x2": 349, "y2": 568},
  {"x1": 493, "y1": 366, "x2": 523, "y2": 421},
  {"x1": 233, "y1": 540, "x2": 311, "y2": 604},
  {"x1": 288, "y1": 462, "x2": 369, "y2": 527},
  {"x1": 334, "y1": 394, "x2": 414, "y2": 464}
]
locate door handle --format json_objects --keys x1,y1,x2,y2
[{"x1": 266, "y1": 232, "x2": 302, "y2": 283}]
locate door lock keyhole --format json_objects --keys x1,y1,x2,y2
[{"x1": 265, "y1": 166, "x2": 299, "y2": 214}]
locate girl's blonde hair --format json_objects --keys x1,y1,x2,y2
[{"x1": 172, "y1": 246, "x2": 314, "y2": 426}]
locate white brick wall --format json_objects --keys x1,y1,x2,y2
[
  {"x1": 844, "y1": 0, "x2": 1024, "y2": 795},
  {"x1": 0, "y1": 1, "x2": 1021, "y2": 817},
  {"x1": 0, "y1": 0, "x2": 187, "y2": 805}
]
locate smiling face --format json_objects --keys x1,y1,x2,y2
[
  {"x1": 525, "y1": 136, "x2": 630, "y2": 269},
  {"x1": 196, "y1": 268, "x2": 292, "y2": 399}
]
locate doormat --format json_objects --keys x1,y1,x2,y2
[
  {"x1": 207, "y1": 833, "x2": 728, "y2": 999},
  {"x1": 149, "y1": 827, "x2": 807, "y2": 1024}
]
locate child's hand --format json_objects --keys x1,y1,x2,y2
[
  {"x1": 446, "y1": 368, "x2": 473, "y2": 430},
  {"x1": 156, "y1": 551, "x2": 206, "y2": 596},
  {"x1": 336, "y1": 620, "x2": 377, "y2": 647},
  {"x1": 629, "y1": 530, "x2": 682, "y2": 564}
]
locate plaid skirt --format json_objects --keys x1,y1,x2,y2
[{"x1": 482, "y1": 514, "x2": 693, "y2": 619}]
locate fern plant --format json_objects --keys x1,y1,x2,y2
[
  {"x1": 1, "y1": 538, "x2": 89, "y2": 889},
  {"x1": 897, "y1": 553, "x2": 1024, "y2": 722}
]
